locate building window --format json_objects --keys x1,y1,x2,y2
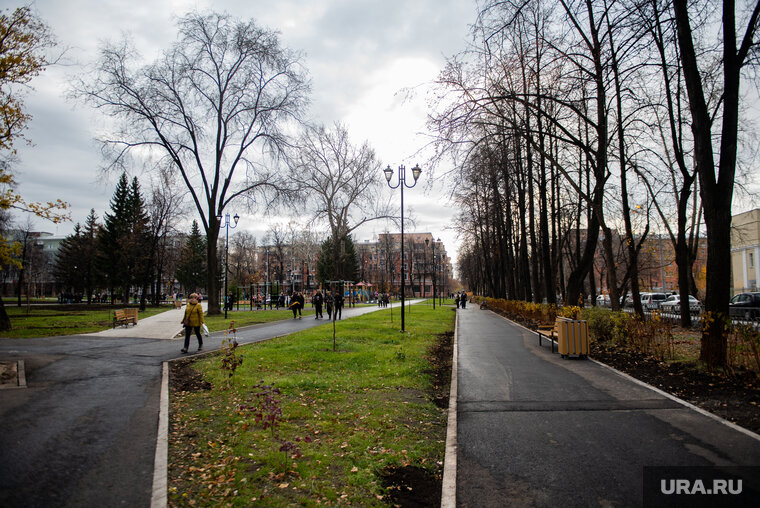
[{"x1": 750, "y1": 252, "x2": 755, "y2": 268}]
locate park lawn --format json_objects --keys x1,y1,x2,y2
[
  {"x1": 168, "y1": 304, "x2": 455, "y2": 507},
  {"x1": 205, "y1": 308, "x2": 316, "y2": 332},
  {"x1": 0, "y1": 305, "x2": 172, "y2": 339}
]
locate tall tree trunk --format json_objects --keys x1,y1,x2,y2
[
  {"x1": 672, "y1": 0, "x2": 760, "y2": 367},
  {"x1": 0, "y1": 295, "x2": 11, "y2": 331}
]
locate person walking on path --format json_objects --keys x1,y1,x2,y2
[
  {"x1": 180, "y1": 293, "x2": 205, "y2": 353},
  {"x1": 456, "y1": 292, "x2": 461, "y2": 308},
  {"x1": 460, "y1": 292, "x2": 467, "y2": 309},
  {"x1": 334, "y1": 291, "x2": 344, "y2": 320},
  {"x1": 325, "y1": 290, "x2": 334, "y2": 320},
  {"x1": 313, "y1": 290, "x2": 324, "y2": 319},
  {"x1": 290, "y1": 292, "x2": 304, "y2": 319}
]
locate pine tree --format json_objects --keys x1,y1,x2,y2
[
  {"x1": 54, "y1": 223, "x2": 84, "y2": 297},
  {"x1": 97, "y1": 173, "x2": 151, "y2": 304},
  {"x1": 126, "y1": 176, "x2": 152, "y2": 306},
  {"x1": 56, "y1": 210, "x2": 103, "y2": 303},
  {"x1": 317, "y1": 234, "x2": 358, "y2": 284},
  {"x1": 175, "y1": 220, "x2": 207, "y2": 294},
  {"x1": 80, "y1": 209, "x2": 101, "y2": 302},
  {"x1": 98, "y1": 173, "x2": 131, "y2": 303}
]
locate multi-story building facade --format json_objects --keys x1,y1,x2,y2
[
  {"x1": 249, "y1": 245, "x2": 318, "y2": 297},
  {"x1": 562, "y1": 228, "x2": 707, "y2": 299},
  {"x1": 731, "y1": 208, "x2": 760, "y2": 294},
  {"x1": 356, "y1": 232, "x2": 451, "y2": 298}
]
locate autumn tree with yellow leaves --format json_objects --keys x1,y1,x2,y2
[{"x1": 0, "y1": 5, "x2": 68, "y2": 330}]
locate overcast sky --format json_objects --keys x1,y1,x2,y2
[{"x1": 12, "y1": 0, "x2": 477, "y2": 264}]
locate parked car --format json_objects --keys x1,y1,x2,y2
[
  {"x1": 660, "y1": 294, "x2": 701, "y2": 314},
  {"x1": 596, "y1": 294, "x2": 610, "y2": 307},
  {"x1": 728, "y1": 292, "x2": 760, "y2": 321},
  {"x1": 641, "y1": 292, "x2": 668, "y2": 310}
]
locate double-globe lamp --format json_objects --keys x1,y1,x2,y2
[
  {"x1": 217, "y1": 212, "x2": 240, "y2": 319},
  {"x1": 383, "y1": 164, "x2": 422, "y2": 332}
]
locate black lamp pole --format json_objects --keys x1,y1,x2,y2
[
  {"x1": 217, "y1": 212, "x2": 239, "y2": 319},
  {"x1": 426, "y1": 237, "x2": 438, "y2": 310},
  {"x1": 384, "y1": 164, "x2": 422, "y2": 332}
]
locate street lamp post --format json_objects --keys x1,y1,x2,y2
[
  {"x1": 217, "y1": 212, "x2": 239, "y2": 319},
  {"x1": 425, "y1": 237, "x2": 439, "y2": 310},
  {"x1": 384, "y1": 164, "x2": 422, "y2": 332}
]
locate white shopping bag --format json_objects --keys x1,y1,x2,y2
[{"x1": 202, "y1": 323, "x2": 209, "y2": 337}]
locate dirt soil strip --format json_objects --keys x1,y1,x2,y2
[
  {"x1": 151, "y1": 362, "x2": 169, "y2": 508},
  {"x1": 441, "y1": 313, "x2": 459, "y2": 507}
]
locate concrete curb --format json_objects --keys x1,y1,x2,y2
[
  {"x1": 441, "y1": 311, "x2": 458, "y2": 508},
  {"x1": 0, "y1": 359, "x2": 27, "y2": 390},
  {"x1": 589, "y1": 357, "x2": 760, "y2": 442},
  {"x1": 488, "y1": 307, "x2": 760, "y2": 443},
  {"x1": 150, "y1": 362, "x2": 169, "y2": 508}
]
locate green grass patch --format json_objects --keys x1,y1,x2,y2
[
  {"x1": 169, "y1": 304, "x2": 454, "y2": 506},
  {"x1": 0, "y1": 305, "x2": 172, "y2": 338},
  {"x1": 204, "y1": 308, "x2": 316, "y2": 333}
]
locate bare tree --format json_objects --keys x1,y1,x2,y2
[
  {"x1": 265, "y1": 223, "x2": 289, "y2": 294},
  {"x1": 144, "y1": 166, "x2": 185, "y2": 308},
  {"x1": 229, "y1": 230, "x2": 257, "y2": 292},
  {"x1": 671, "y1": 0, "x2": 760, "y2": 367},
  {"x1": 289, "y1": 122, "x2": 388, "y2": 240},
  {"x1": 72, "y1": 11, "x2": 310, "y2": 314}
]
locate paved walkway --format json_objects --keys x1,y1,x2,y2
[
  {"x1": 452, "y1": 306, "x2": 760, "y2": 507},
  {"x1": 87, "y1": 303, "x2": 206, "y2": 340},
  {"x1": 0, "y1": 301, "x2": 418, "y2": 507}
]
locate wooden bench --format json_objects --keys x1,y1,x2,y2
[
  {"x1": 537, "y1": 317, "x2": 589, "y2": 358},
  {"x1": 536, "y1": 319, "x2": 559, "y2": 354},
  {"x1": 113, "y1": 308, "x2": 138, "y2": 328}
]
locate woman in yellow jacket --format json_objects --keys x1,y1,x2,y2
[{"x1": 181, "y1": 293, "x2": 205, "y2": 353}]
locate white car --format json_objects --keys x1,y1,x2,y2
[
  {"x1": 660, "y1": 294, "x2": 701, "y2": 314},
  {"x1": 596, "y1": 294, "x2": 610, "y2": 307},
  {"x1": 641, "y1": 292, "x2": 668, "y2": 310}
]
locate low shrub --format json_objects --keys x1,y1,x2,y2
[{"x1": 580, "y1": 306, "x2": 615, "y2": 342}]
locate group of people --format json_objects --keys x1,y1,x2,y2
[
  {"x1": 455, "y1": 291, "x2": 468, "y2": 309},
  {"x1": 307, "y1": 290, "x2": 344, "y2": 320},
  {"x1": 376, "y1": 293, "x2": 391, "y2": 307}
]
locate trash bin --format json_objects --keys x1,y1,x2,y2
[{"x1": 556, "y1": 317, "x2": 589, "y2": 358}]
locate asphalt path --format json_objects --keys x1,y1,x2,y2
[
  {"x1": 0, "y1": 302, "x2": 398, "y2": 507},
  {"x1": 454, "y1": 306, "x2": 760, "y2": 507}
]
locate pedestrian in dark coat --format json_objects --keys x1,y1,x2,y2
[
  {"x1": 290, "y1": 292, "x2": 304, "y2": 319},
  {"x1": 334, "y1": 292, "x2": 344, "y2": 320},
  {"x1": 313, "y1": 290, "x2": 324, "y2": 319},
  {"x1": 325, "y1": 291, "x2": 334, "y2": 319},
  {"x1": 460, "y1": 292, "x2": 467, "y2": 309}
]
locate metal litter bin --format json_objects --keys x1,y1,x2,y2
[{"x1": 556, "y1": 317, "x2": 589, "y2": 358}]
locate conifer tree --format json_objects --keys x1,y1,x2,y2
[
  {"x1": 175, "y1": 220, "x2": 207, "y2": 294},
  {"x1": 316, "y1": 234, "x2": 358, "y2": 285},
  {"x1": 54, "y1": 209, "x2": 101, "y2": 302},
  {"x1": 97, "y1": 173, "x2": 151, "y2": 303},
  {"x1": 98, "y1": 173, "x2": 130, "y2": 303}
]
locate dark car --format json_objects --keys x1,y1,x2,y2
[{"x1": 729, "y1": 292, "x2": 760, "y2": 321}]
